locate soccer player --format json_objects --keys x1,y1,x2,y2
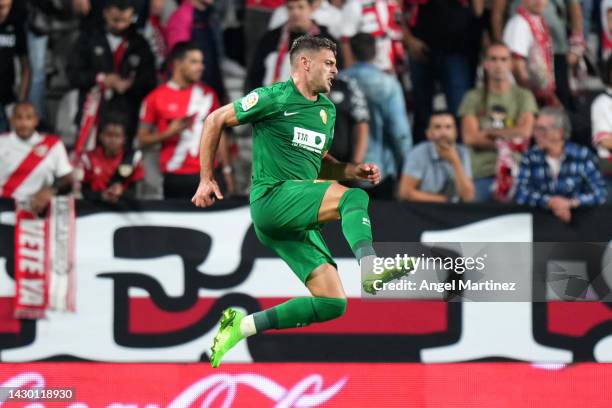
[
  {"x1": 138, "y1": 41, "x2": 233, "y2": 199},
  {"x1": 191, "y1": 35, "x2": 411, "y2": 368}
]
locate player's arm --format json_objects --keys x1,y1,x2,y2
[
  {"x1": 511, "y1": 56, "x2": 530, "y2": 89},
  {"x1": 597, "y1": 137, "x2": 612, "y2": 150},
  {"x1": 398, "y1": 175, "x2": 447, "y2": 203},
  {"x1": 486, "y1": 111, "x2": 535, "y2": 140},
  {"x1": 319, "y1": 153, "x2": 381, "y2": 184},
  {"x1": 192, "y1": 103, "x2": 240, "y2": 207},
  {"x1": 462, "y1": 114, "x2": 496, "y2": 149},
  {"x1": 137, "y1": 117, "x2": 191, "y2": 146}
]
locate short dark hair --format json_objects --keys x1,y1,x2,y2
[
  {"x1": 349, "y1": 33, "x2": 376, "y2": 63},
  {"x1": 428, "y1": 110, "x2": 456, "y2": 125},
  {"x1": 99, "y1": 112, "x2": 128, "y2": 135},
  {"x1": 104, "y1": 0, "x2": 134, "y2": 10},
  {"x1": 169, "y1": 41, "x2": 201, "y2": 63},
  {"x1": 13, "y1": 101, "x2": 37, "y2": 115},
  {"x1": 289, "y1": 35, "x2": 337, "y2": 65}
]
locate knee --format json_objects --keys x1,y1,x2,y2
[
  {"x1": 339, "y1": 188, "x2": 369, "y2": 212},
  {"x1": 313, "y1": 297, "x2": 347, "y2": 322}
]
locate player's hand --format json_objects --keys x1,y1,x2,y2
[
  {"x1": 548, "y1": 196, "x2": 572, "y2": 223},
  {"x1": 435, "y1": 140, "x2": 460, "y2": 164},
  {"x1": 30, "y1": 187, "x2": 54, "y2": 214},
  {"x1": 113, "y1": 77, "x2": 134, "y2": 94},
  {"x1": 405, "y1": 36, "x2": 429, "y2": 62},
  {"x1": 355, "y1": 162, "x2": 381, "y2": 185},
  {"x1": 166, "y1": 117, "x2": 191, "y2": 136},
  {"x1": 102, "y1": 183, "x2": 124, "y2": 203},
  {"x1": 192, "y1": 178, "x2": 223, "y2": 208}
]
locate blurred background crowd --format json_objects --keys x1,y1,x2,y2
[{"x1": 1, "y1": 0, "x2": 611, "y2": 223}]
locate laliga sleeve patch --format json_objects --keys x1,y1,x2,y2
[{"x1": 241, "y1": 92, "x2": 259, "y2": 111}]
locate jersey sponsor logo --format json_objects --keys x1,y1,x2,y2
[
  {"x1": 283, "y1": 111, "x2": 299, "y2": 116},
  {"x1": 292, "y1": 127, "x2": 326, "y2": 154},
  {"x1": 241, "y1": 92, "x2": 259, "y2": 111}
]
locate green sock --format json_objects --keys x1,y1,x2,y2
[
  {"x1": 338, "y1": 188, "x2": 376, "y2": 260},
  {"x1": 253, "y1": 297, "x2": 347, "y2": 331}
]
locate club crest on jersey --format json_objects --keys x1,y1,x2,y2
[
  {"x1": 293, "y1": 127, "x2": 326, "y2": 154},
  {"x1": 320, "y1": 109, "x2": 327, "y2": 124},
  {"x1": 34, "y1": 145, "x2": 49, "y2": 157},
  {"x1": 241, "y1": 92, "x2": 259, "y2": 111}
]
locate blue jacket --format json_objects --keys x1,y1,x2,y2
[
  {"x1": 514, "y1": 142, "x2": 608, "y2": 207},
  {"x1": 342, "y1": 63, "x2": 412, "y2": 180}
]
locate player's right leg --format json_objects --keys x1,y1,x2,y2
[{"x1": 318, "y1": 183, "x2": 414, "y2": 294}]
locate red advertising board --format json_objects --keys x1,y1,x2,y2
[{"x1": 0, "y1": 362, "x2": 611, "y2": 407}]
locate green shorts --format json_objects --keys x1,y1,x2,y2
[{"x1": 250, "y1": 180, "x2": 337, "y2": 284}]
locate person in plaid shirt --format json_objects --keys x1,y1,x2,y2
[{"x1": 515, "y1": 106, "x2": 607, "y2": 223}]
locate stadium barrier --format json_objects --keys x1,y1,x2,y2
[
  {"x1": 1, "y1": 362, "x2": 611, "y2": 407},
  {"x1": 1, "y1": 199, "x2": 612, "y2": 363}
]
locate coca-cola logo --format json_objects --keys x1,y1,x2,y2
[{"x1": 0, "y1": 371, "x2": 348, "y2": 407}]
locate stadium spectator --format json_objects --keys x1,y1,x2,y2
[
  {"x1": 590, "y1": 55, "x2": 612, "y2": 202},
  {"x1": 138, "y1": 41, "x2": 233, "y2": 199},
  {"x1": 26, "y1": 0, "x2": 74, "y2": 124},
  {"x1": 78, "y1": 0, "x2": 149, "y2": 30},
  {"x1": 327, "y1": 75, "x2": 369, "y2": 165},
  {"x1": 244, "y1": 0, "x2": 284, "y2": 68},
  {"x1": 142, "y1": 0, "x2": 174, "y2": 71},
  {"x1": 402, "y1": 0, "x2": 481, "y2": 144},
  {"x1": 0, "y1": 0, "x2": 29, "y2": 133},
  {"x1": 340, "y1": 0, "x2": 401, "y2": 71},
  {"x1": 67, "y1": 0, "x2": 157, "y2": 140},
  {"x1": 0, "y1": 102, "x2": 72, "y2": 214},
  {"x1": 245, "y1": 0, "x2": 342, "y2": 91},
  {"x1": 80, "y1": 115, "x2": 144, "y2": 203},
  {"x1": 269, "y1": 0, "x2": 343, "y2": 39},
  {"x1": 515, "y1": 106, "x2": 607, "y2": 222},
  {"x1": 166, "y1": 0, "x2": 227, "y2": 102},
  {"x1": 399, "y1": 110, "x2": 474, "y2": 202},
  {"x1": 503, "y1": 0, "x2": 559, "y2": 107},
  {"x1": 459, "y1": 42, "x2": 537, "y2": 202},
  {"x1": 494, "y1": 0, "x2": 583, "y2": 110},
  {"x1": 343, "y1": 33, "x2": 411, "y2": 199}
]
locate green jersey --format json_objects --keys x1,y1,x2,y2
[{"x1": 233, "y1": 78, "x2": 336, "y2": 202}]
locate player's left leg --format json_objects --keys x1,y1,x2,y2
[{"x1": 318, "y1": 183, "x2": 414, "y2": 294}]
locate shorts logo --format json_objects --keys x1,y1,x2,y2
[
  {"x1": 362, "y1": 217, "x2": 370, "y2": 226},
  {"x1": 241, "y1": 92, "x2": 259, "y2": 111},
  {"x1": 292, "y1": 127, "x2": 326, "y2": 154}
]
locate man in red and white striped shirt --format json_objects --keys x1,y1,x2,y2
[
  {"x1": 0, "y1": 102, "x2": 72, "y2": 213},
  {"x1": 138, "y1": 41, "x2": 233, "y2": 199}
]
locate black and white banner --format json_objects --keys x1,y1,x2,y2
[{"x1": 1, "y1": 199, "x2": 611, "y2": 363}]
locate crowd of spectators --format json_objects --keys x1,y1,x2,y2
[{"x1": 0, "y1": 0, "x2": 610, "y2": 222}]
